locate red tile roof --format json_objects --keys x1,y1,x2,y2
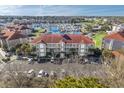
[
  {"x1": 104, "y1": 32, "x2": 124, "y2": 42},
  {"x1": 6, "y1": 24, "x2": 29, "y2": 32},
  {"x1": 32, "y1": 34, "x2": 94, "y2": 44},
  {"x1": 112, "y1": 51, "x2": 124, "y2": 61},
  {"x1": 2, "y1": 31, "x2": 27, "y2": 40}
]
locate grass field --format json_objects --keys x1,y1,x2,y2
[
  {"x1": 92, "y1": 32, "x2": 107, "y2": 48},
  {"x1": 33, "y1": 28, "x2": 46, "y2": 37}
]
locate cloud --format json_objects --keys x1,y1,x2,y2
[{"x1": 0, "y1": 5, "x2": 124, "y2": 16}]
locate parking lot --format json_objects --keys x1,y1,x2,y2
[{"x1": 0, "y1": 60, "x2": 107, "y2": 78}]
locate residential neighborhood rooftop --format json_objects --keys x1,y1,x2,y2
[
  {"x1": 104, "y1": 31, "x2": 124, "y2": 42},
  {"x1": 1, "y1": 30, "x2": 27, "y2": 40}
]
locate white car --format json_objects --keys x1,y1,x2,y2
[
  {"x1": 37, "y1": 70, "x2": 49, "y2": 77},
  {"x1": 28, "y1": 69, "x2": 34, "y2": 74},
  {"x1": 37, "y1": 70, "x2": 45, "y2": 77},
  {"x1": 84, "y1": 59, "x2": 89, "y2": 63},
  {"x1": 50, "y1": 57, "x2": 54, "y2": 63},
  {"x1": 22, "y1": 57, "x2": 28, "y2": 60},
  {"x1": 27, "y1": 69, "x2": 35, "y2": 78},
  {"x1": 28, "y1": 58, "x2": 33, "y2": 63}
]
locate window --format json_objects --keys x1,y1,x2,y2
[
  {"x1": 39, "y1": 49, "x2": 45, "y2": 52},
  {"x1": 80, "y1": 49, "x2": 85, "y2": 52},
  {"x1": 65, "y1": 44, "x2": 69, "y2": 48},
  {"x1": 73, "y1": 44, "x2": 76, "y2": 47},
  {"x1": 39, "y1": 44, "x2": 44, "y2": 48}
]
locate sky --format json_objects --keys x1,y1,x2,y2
[{"x1": 0, "y1": 5, "x2": 124, "y2": 16}]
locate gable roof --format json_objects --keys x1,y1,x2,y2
[
  {"x1": 104, "y1": 31, "x2": 124, "y2": 42},
  {"x1": 1, "y1": 31, "x2": 27, "y2": 40},
  {"x1": 32, "y1": 34, "x2": 94, "y2": 44}
]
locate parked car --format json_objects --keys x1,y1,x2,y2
[
  {"x1": 27, "y1": 69, "x2": 35, "y2": 78},
  {"x1": 90, "y1": 61, "x2": 99, "y2": 65},
  {"x1": 22, "y1": 57, "x2": 29, "y2": 60},
  {"x1": 50, "y1": 57, "x2": 54, "y2": 63},
  {"x1": 50, "y1": 71, "x2": 57, "y2": 79},
  {"x1": 37, "y1": 70, "x2": 49, "y2": 78},
  {"x1": 37, "y1": 70, "x2": 45, "y2": 77},
  {"x1": 28, "y1": 58, "x2": 34, "y2": 64},
  {"x1": 33, "y1": 57, "x2": 38, "y2": 61},
  {"x1": 84, "y1": 58, "x2": 89, "y2": 63}
]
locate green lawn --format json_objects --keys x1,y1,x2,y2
[
  {"x1": 33, "y1": 28, "x2": 46, "y2": 37},
  {"x1": 92, "y1": 32, "x2": 107, "y2": 48}
]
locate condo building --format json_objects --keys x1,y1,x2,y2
[
  {"x1": 102, "y1": 31, "x2": 124, "y2": 50},
  {"x1": 32, "y1": 34, "x2": 94, "y2": 58}
]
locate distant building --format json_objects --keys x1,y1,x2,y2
[
  {"x1": 107, "y1": 24, "x2": 124, "y2": 34},
  {"x1": 32, "y1": 34, "x2": 94, "y2": 58},
  {"x1": 5, "y1": 24, "x2": 32, "y2": 36},
  {"x1": 0, "y1": 30, "x2": 28, "y2": 50},
  {"x1": 19, "y1": 25, "x2": 32, "y2": 35},
  {"x1": 102, "y1": 31, "x2": 124, "y2": 50},
  {"x1": 92, "y1": 25, "x2": 102, "y2": 31}
]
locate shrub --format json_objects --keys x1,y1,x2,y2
[
  {"x1": 2, "y1": 58, "x2": 10, "y2": 63},
  {"x1": 52, "y1": 76, "x2": 108, "y2": 88}
]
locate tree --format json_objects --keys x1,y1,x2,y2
[
  {"x1": 0, "y1": 63, "x2": 53, "y2": 88},
  {"x1": 3, "y1": 44, "x2": 8, "y2": 51},
  {"x1": 102, "y1": 49, "x2": 114, "y2": 65},
  {"x1": 20, "y1": 43, "x2": 32, "y2": 56},
  {"x1": 84, "y1": 24, "x2": 93, "y2": 32},
  {"x1": 88, "y1": 48, "x2": 101, "y2": 56},
  {"x1": 101, "y1": 24, "x2": 111, "y2": 31},
  {"x1": 104, "y1": 57, "x2": 124, "y2": 87},
  {"x1": 32, "y1": 46, "x2": 36, "y2": 52},
  {"x1": 16, "y1": 48, "x2": 21, "y2": 55},
  {"x1": 15, "y1": 43, "x2": 32, "y2": 56},
  {"x1": 10, "y1": 47, "x2": 16, "y2": 53}
]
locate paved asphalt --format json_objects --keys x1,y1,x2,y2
[{"x1": 1, "y1": 60, "x2": 108, "y2": 78}]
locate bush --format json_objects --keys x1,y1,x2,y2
[
  {"x1": 52, "y1": 76, "x2": 108, "y2": 88},
  {"x1": 10, "y1": 47, "x2": 16, "y2": 53},
  {"x1": 2, "y1": 58, "x2": 10, "y2": 62}
]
